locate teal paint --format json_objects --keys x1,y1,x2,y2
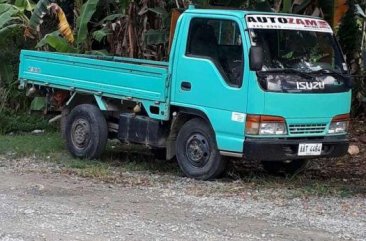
[{"x1": 94, "y1": 95, "x2": 107, "y2": 111}]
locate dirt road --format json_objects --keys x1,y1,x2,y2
[{"x1": 0, "y1": 157, "x2": 365, "y2": 241}]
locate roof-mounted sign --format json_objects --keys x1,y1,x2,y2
[{"x1": 246, "y1": 15, "x2": 333, "y2": 33}]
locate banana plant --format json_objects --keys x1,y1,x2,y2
[
  {"x1": 34, "y1": 0, "x2": 101, "y2": 53},
  {"x1": 76, "y1": 0, "x2": 99, "y2": 46},
  {"x1": 0, "y1": 0, "x2": 31, "y2": 35},
  {"x1": 0, "y1": 0, "x2": 34, "y2": 89},
  {"x1": 28, "y1": 0, "x2": 55, "y2": 31}
]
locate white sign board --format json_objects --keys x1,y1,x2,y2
[{"x1": 246, "y1": 15, "x2": 333, "y2": 33}]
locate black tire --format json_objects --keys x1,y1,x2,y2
[
  {"x1": 65, "y1": 104, "x2": 108, "y2": 159},
  {"x1": 151, "y1": 148, "x2": 167, "y2": 160},
  {"x1": 262, "y1": 160, "x2": 308, "y2": 175},
  {"x1": 176, "y1": 118, "x2": 226, "y2": 180}
]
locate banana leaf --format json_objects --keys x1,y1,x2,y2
[
  {"x1": 14, "y1": 0, "x2": 35, "y2": 11},
  {"x1": 0, "y1": 23, "x2": 21, "y2": 35},
  {"x1": 292, "y1": 0, "x2": 311, "y2": 14},
  {"x1": 76, "y1": 0, "x2": 100, "y2": 45},
  {"x1": 97, "y1": 13, "x2": 124, "y2": 25},
  {"x1": 29, "y1": 0, "x2": 55, "y2": 30},
  {"x1": 30, "y1": 97, "x2": 46, "y2": 111},
  {"x1": 119, "y1": 0, "x2": 129, "y2": 14},
  {"x1": 36, "y1": 31, "x2": 77, "y2": 53},
  {"x1": 282, "y1": 0, "x2": 292, "y2": 13},
  {"x1": 144, "y1": 29, "x2": 169, "y2": 46},
  {"x1": 54, "y1": 5, "x2": 74, "y2": 43},
  {"x1": 92, "y1": 27, "x2": 110, "y2": 42},
  {"x1": 0, "y1": 9, "x2": 19, "y2": 29},
  {"x1": 0, "y1": 3, "x2": 13, "y2": 14},
  {"x1": 147, "y1": 7, "x2": 168, "y2": 16}
]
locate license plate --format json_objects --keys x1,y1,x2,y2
[{"x1": 298, "y1": 143, "x2": 322, "y2": 156}]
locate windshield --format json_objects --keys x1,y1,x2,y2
[{"x1": 249, "y1": 29, "x2": 347, "y2": 73}]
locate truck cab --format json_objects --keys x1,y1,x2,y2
[
  {"x1": 19, "y1": 7, "x2": 351, "y2": 180},
  {"x1": 167, "y1": 8, "x2": 351, "y2": 176}
]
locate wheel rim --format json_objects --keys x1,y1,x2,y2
[
  {"x1": 71, "y1": 118, "x2": 91, "y2": 150},
  {"x1": 185, "y1": 133, "x2": 210, "y2": 167}
]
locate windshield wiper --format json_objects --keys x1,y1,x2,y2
[
  {"x1": 258, "y1": 68, "x2": 314, "y2": 80},
  {"x1": 309, "y1": 69, "x2": 353, "y2": 87},
  {"x1": 308, "y1": 69, "x2": 349, "y2": 80}
]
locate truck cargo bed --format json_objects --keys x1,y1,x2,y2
[{"x1": 19, "y1": 50, "x2": 170, "y2": 103}]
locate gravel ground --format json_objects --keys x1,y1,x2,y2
[{"x1": 0, "y1": 156, "x2": 365, "y2": 241}]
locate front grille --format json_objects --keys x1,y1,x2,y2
[{"x1": 288, "y1": 123, "x2": 327, "y2": 135}]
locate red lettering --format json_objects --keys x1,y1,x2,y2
[
  {"x1": 318, "y1": 20, "x2": 328, "y2": 27},
  {"x1": 296, "y1": 19, "x2": 305, "y2": 25},
  {"x1": 305, "y1": 19, "x2": 317, "y2": 26}
]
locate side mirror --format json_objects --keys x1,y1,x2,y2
[{"x1": 249, "y1": 46, "x2": 264, "y2": 71}]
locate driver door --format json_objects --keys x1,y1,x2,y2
[{"x1": 171, "y1": 15, "x2": 249, "y2": 152}]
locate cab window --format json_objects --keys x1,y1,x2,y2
[{"x1": 186, "y1": 18, "x2": 244, "y2": 87}]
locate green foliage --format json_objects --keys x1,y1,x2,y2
[
  {"x1": 14, "y1": 0, "x2": 35, "y2": 11},
  {"x1": 0, "y1": 2, "x2": 28, "y2": 30},
  {"x1": 33, "y1": 0, "x2": 101, "y2": 53},
  {"x1": 0, "y1": 0, "x2": 35, "y2": 112},
  {"x1": 118, "y1": 0, "x2": 129, "y2": 14},
  {"x1": 29, "y1": 0, "x2": 54, "y2": 30},
  {"x1": 97, "y1": 13, "x2": 124, "y2": 25},
  {"x1": 144, "y1": 29, "x2": 169, "y2": 46},
  {"x1": 0, "y1": 111, "x2": 55, "y2": 134},
  {"x1": 337, "y1": 0, "x2": 364, "y2": 115},
  {"x1": 92, "y1": 27, "x2": 110, "y2": 42},
  {"x1": 0, "y1": 132, "x2": 62, "y2": 156},
  {"x1": 76, "y1": 0, "x2": 100, "y2": 46},
  {"x1": 338, "y1": 1, "x2": 361, "y2": 62},
  {"x1": 36, "y1": 30, "x2": 77, "y2": 52}
]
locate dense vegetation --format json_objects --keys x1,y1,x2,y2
[{"x1": 0, "y1": 0, "x2": 365, "y2": 133}]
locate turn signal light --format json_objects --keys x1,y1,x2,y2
[
  {"x1": 246, "y1": 115, "x2": 287, "y2": 135},
  {"x1": 328, "y1": 114, "x2": 350, "y2": 134}
]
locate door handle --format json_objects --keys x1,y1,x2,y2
[{"x1": 181, "y1": 81, "x2": 191, "y2": 91}]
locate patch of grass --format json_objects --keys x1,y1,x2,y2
[
  {"x1": 67, "y1": 159, "x2": 89, "y2": 169},
  {"x1": 292, "y1": 179, "x2": 365, "y2": 198},
  {"x1": 0, "y1": 132, "x2": 180, "y2": 180},
  {"x1": 0, "y1": 132, "x2": 63, "y2": 156},
  {"x1": 0, "y1": 111, "x2": 56, "y2": 134}
]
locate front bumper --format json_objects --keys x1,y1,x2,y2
[{"x1": 243, "y1": 136, "x2": 349, "y2": 161}]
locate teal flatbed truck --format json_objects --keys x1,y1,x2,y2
[{"x1": 19, "y1": 7, "x2": 352, "y2": 180}]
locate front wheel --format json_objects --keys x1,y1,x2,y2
[
  {"x1": 262, "y1": 160, "x2": 308, "y2": 175},
  {"x1": 65, "y1": 104, "x2": 108, "y2": 159},
  {"x1": 176, "y1": 118, "x2": 226, "y2": 180}
]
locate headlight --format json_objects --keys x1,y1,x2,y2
[
  {"x1": 259, "y1": 122, "x2": 287, "y2": 135},
  {"x1": 246, "y1": 115, "x2": 287, "y2": 135},
  {"x1": 328, "y1": 114, "x2": 350, "y2": 134}
]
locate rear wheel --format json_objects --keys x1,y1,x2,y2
[
  {"x1": 65, "y1": 104, "x2": 108, "y2": 159},
  {"x1": 176, "y1": 118, "x2": 226, "y2": 180},
  {"x1": 262, "y1": 160, "x2": 308, "y2": 175}
]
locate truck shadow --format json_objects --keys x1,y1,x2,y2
[
  {"x1": 100, "y1": 143, "x2": 182, "y2": 176},
  {"x1": 94, "y1": 141, "x2": 366, "y2": 196}
]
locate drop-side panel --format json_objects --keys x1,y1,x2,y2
[{"x1": 19, "y1": 50, "x2": 169, "y2": 102}]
